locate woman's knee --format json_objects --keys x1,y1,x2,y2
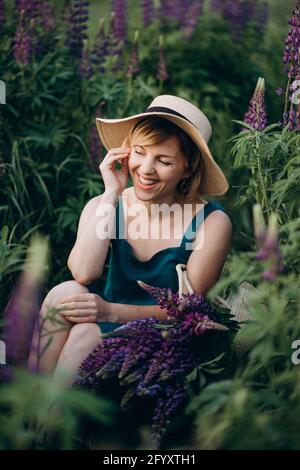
[
  {"x1": 39, "y1": 280, "x2": 89, "y2": 326},
  {"x1": 44, "y1": 280, "x2": 89, "y2": 307}
]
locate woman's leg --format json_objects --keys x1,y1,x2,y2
[
  {"x1": 53, "y1": 323, "x2": 102, "y2": 387},
  {"x1": 28, "y1": 280, "x2": 94, "y2": 374}
]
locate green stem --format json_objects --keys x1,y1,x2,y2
[
  {"x1": 284, "y1": 76, "x2": 291, "y2": 116},
  {"x1": 125, "y1": 75, "x2": 132, "y2": 110},
  {"x1": 254, "y1": 136, "x2": 271, "y2": 216}
]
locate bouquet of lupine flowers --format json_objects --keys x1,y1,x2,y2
[{"x1": 73, "y1": 281, "x2": 237, "y2": 449}]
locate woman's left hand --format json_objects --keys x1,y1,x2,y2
[{"x1": 56, "y1": 293, "x2": 111, "y2": 323}]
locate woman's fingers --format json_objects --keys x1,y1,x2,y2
[
  {"x1": 100, "y1": 148, "x2": 131, "y2": 164},
  {"x1": 60, "y1": 309, "x2": 97, "y2": 317},
  {"x1": 67, "y1": 316, "x2": 97, "y2": 323},
  {"x1": 57, "y1": 301, "x2": 95, "y2": 311}
]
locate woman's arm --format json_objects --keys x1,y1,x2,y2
[
  {"x1": 107, "y1": 302, "x2": 169, "y2": 323},
  {"x1": 186, "y1": 210, "x2": 232, "y2": 296},
  {"x1": 67, "y1": 189, "x2": 119, "y2": 285}
]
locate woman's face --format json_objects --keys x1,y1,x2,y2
[{"x1": 128, "y1": 135, "x2": 188, "y2": 202}]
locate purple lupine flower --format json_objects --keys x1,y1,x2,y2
[
  {"x1": 282, "y1": 0, "x2": 300, "y2": 79},
  {"x1": 77, "y1": 39, "x2": 93, "y2": 80},
  {"x1": 74, "y1": 279, "x2": 232, "y2": 449},
  {"x1": 38, "y1": 1, "x2": 56, "y2": 33},
  {"x1": 151, "y1": 382, "x2": 188, "y2": 449},
  {"x1": 243, "y1": 77, "x2": 268, "y2": 131},
  {"x1": 14, "y1": 2, "x2": 55, "y2": 59},
  {"x1": 13, "y1": 10, "x2": 32, "y2": 65},
  {"x1": 65, "y1": 0, "x2": 89, "y2": 58},
  {"x1": 282, "y1": 1, "x2": 300, "y2": 131},
  {"x1": 142, "y1": 0, "x2": 154, "y2": 27},
  {"x1": 90, "y1": 18, "x2": 108, "y2": 74},
  {"x1": 126, "y1": 31, "x2": 140, "y2": 78},
  {"x1": 254, "y1": 0, "x2": 269, "y2": 36},
  {"x1": 156, "y1": 35, "x2": 169, "y2": 83},
  {"x1": 210, "y1": 0, "x2": 268, "y2": 42},
  {"x1": 107, "y1": 11, "x2": 125, "y2": 73},
  {"x1": 173, "y1": 0, "x2": 189, "y2": 23},
  {"x1": 16, "y1": 0, "x2": 55, "y2": 31},
  {"x1": 180, "y1": 0, "x2": 203, "y2": 40},
  {"x1": 3, "y1": 235, "x2": 49, "y2": 367},
  {"x1": 87, "y1": 103, "x2": 105, "y2": 172},
  {"x1": 253, "y1": 204, "x2": 286, "y2": 282},
  {"x1": 159, "y1": 0, "x2": 176, "y2": 19},
  {"x1": 222, "y1": 0, "x2": 245, "y2": 42},
  {"x1": 111, "y1": 0, "x2": 127, "y2": 42}
]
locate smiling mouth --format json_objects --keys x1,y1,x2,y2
[{"x1": 136, "y1": 173, "x2": 160, "y2": 187}]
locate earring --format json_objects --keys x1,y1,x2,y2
[{"x1": 179, "y1": 177, "x2": 188, "y2": 196}]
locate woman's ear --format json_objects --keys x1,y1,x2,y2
[{"x1": 184, "y1": 163, "x2": 193, "y2": 178}]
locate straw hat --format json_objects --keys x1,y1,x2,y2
[{"x1": 95, "y1": 95, "x2": 229, "y2": 195}]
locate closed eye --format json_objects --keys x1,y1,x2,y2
[{"x1": 134, "y1": 150, "x2": 172, "y2": 166}]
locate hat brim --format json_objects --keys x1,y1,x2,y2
[{"x1": 96, "y1": 111, "x2": 229, "y2": 196}]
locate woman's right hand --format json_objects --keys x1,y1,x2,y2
[{"x1": 99, "y1": 147, "x2": 131, "y2": 196}]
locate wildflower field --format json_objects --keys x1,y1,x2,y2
[{"x1": 1, "y1": 0, "x2": 300, "y2": 452}]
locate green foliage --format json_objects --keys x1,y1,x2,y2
[{"x1": 0, "y1": 370, "x2": 117, "y2": 450}]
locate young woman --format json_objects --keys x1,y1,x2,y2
[{"x1": 28, "y1": 95, "x2": 232, "y2": 385}]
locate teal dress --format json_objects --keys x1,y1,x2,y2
[{"x1": 86, "y1": 198, "x2": 227, "y2": 333}]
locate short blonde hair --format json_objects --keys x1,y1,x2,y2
[{"x1": 122, "y1": 117, "x2": 204, "y2": 203}]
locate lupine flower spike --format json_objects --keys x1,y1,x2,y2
[
  {"x1": 65, "y1": 0, "x2": 89, "y2": 59},
  {"x1": 4, "y1": 234, "x2": 49, "y2": 367},
  {"x1": 282, "y1": 0, "x2": 300, "y2": 131},
  {"x1": 91, "y1": 18, "x2": 108, "y2": 74},
  {"x1": 243, "y1": 77, "x2": 268, "y2": 131},
  {"x1": 13, "y1": 10, "x2": 32, "y2": 65},
  {"x1": 126, "y1": 31, "x2": 140, "y2": 78}
]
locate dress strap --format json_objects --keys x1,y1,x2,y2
[
  {"x1": 180, "y1": 201, "x2": 226, "y2": 250},
  {"x1": 117, "y1": 196, "x2": 125, "y2": 239}
]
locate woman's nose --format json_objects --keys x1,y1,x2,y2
[{"x1": 138, "y1": 158, "x2": 157, "y2": 174}]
